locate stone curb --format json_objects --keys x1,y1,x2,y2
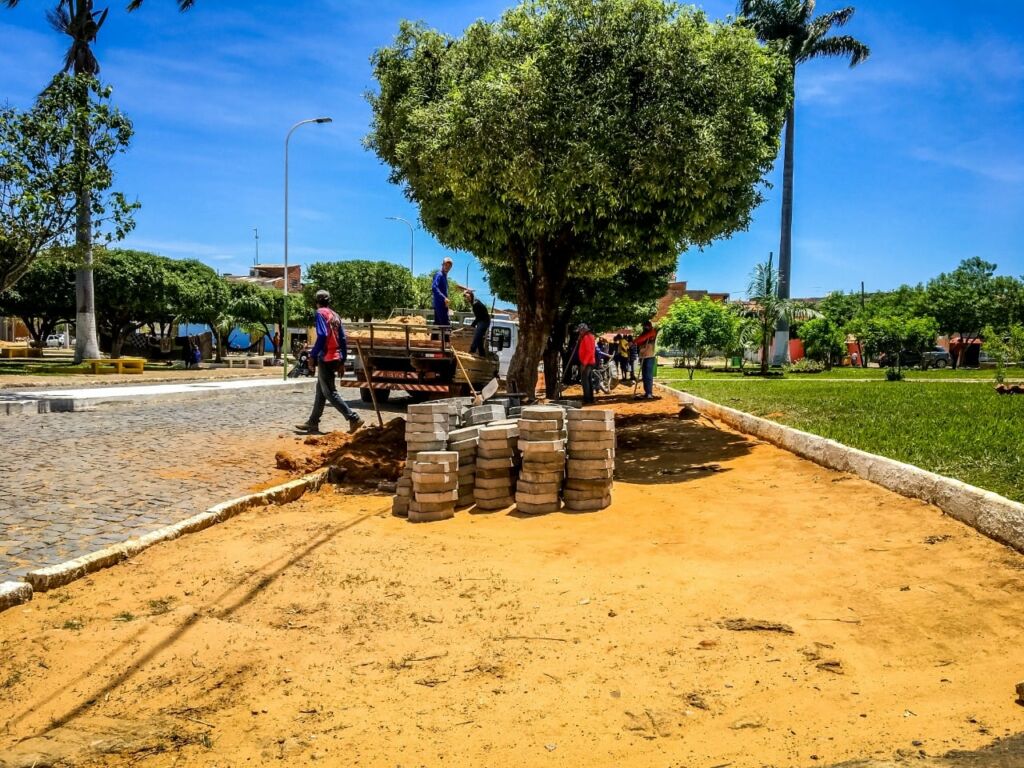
[
  {"x1": 1, "y1": 469, "x2": 330, "y2": 612},
  {"x1": 0, "y1": 581, "x2": 33, "y2": 611},
  {"x1": 658, "y1": 384, "x2": 1024, "y2": 554}
]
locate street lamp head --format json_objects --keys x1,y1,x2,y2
[{"x1": 314, "y1": 117, "x2": 333, "y2": 124}]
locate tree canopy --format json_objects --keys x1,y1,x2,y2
[
  {"x1": 368, "y1": 0, "x2": 791, "y2": 395},
  {"x1": 304, "y1": 260, "x2": 417, "y2": 321},
  {"x1": 0, "y1": 249, "x2": 77, "y2": 346},
  {"x1": 797, "y1": 316, "x2": 845, "y2": 368},
  {"x1": 0, "y1": 74, "x2": 136, "y2": 292}
]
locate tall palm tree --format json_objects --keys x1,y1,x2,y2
[
  {"x1": 4, "y1": 0, "x2": 194, "y2": 362},
  {"x1": 738, "y1": 0, "x2": 869, "y2": 365}
]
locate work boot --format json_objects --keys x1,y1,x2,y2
[
  {"x1": 294, "y1": 421, "x2": 324, "y2": 434},
  {"x1": 348, "y1": 415, "x2": 365, "y2": 434}
]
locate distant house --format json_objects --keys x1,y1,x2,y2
[
  {"x1": 653, "y1": 280, "x2": 730, "y2": 323},
  {"x1": 223, "y1": 264, "x2": 301, "y2": 292}
]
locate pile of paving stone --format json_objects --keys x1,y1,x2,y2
[
  {"x1": 409, "y1": 450, "x2": 459, "y2": 523},
  {"x1": 564, "y1": 409, "x2": 615, "y2": 511},
  {"x1": 446, "y1": 425, "x2": 481, "y2": 508},
  {"x1": 474, "y1": 422, "x2": 519, "y2": 510},
  {"x1": 393, "y1": 402, "x2": 459, "y2": 517},
  {"x1": 465, "y1": 402, "x2": 506, "y2": 426},
  {"x1": 515, "y1": 405, "x2": 567, "y2": 514}
]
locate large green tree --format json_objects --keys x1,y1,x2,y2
[
  {"x1": 93, "y1": 248, "x2": 171, "y2": 358},
  {"x1": 305, "y1": 260, "x2": 417, "y2": 322},
  {"x1": 925, "y1": 258, "x2": 1007, "y2": 368},
  {"x1": 4, "y1": 0, "x2": 195, "y2": 362},
  {"x1": 368, "y1": 0, "x2": 791, "y2": 396},
  {"x1": 0, "y1": 250, "x2": 77, "y2": 346},
  {"x1": 797, "y1": 316, "x2": 845, "y2": 368},
  {"x1": 738, "y1": 0, "x2": 869, "y2": 364},
  {"x1": 0, "y1": 75, "x2": 135, "y2": 293}
]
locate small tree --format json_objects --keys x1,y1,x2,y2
[
  {"x1": 745, "y1": 255, "x2": 806, "y2": 374},
  {"x1": 926, "y1": 257, "x2": 1003, "y2": 368},
  {"x1": 982, "y1": 323, "x2": 1024, "y2": 383},
  {"x1": 798, "y1": 317, "x2": 845, "y2": 369},
  {"x1": 305, "y1": 260, "x2": 416, "y2": 322},
  {"x1": 660, "y1": 296, "x2": 737, "y2": 380},
  {"x1": 853, "y1": 314, "x2": 938, "y2": 380},
  {"x1": 0, "y1": 250, "x2": 77, "y2": 346}
]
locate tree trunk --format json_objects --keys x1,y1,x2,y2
[
  {"x1": 772, "y1": 97, "x2": 796, "y2": 366},
  {"x1": 543, "y1": 310, "x2": 571, "y2": 400},
  {"x1": 73, "y1": 186, "x2": 100, "y2": 363},
  {"x1": 111, "y1": 325, "x2": 127, "y2": 359},
  {"x1": 505, "y1": 239, "x2": 571, "y2": 401}
]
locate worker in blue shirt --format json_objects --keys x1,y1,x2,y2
[{"x1": 432, "y1": 257, "x2": 454, "y2": 328}]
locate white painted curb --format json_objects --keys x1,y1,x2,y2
[
  {"x1": 659, "y1": 384, "x2": 1024, "y2": 554},
  {"x1": 0, "y1": 469, "x2": 330, "y2": 611}
]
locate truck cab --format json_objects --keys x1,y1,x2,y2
[{"x1": 462, "y1": 315, "x2": 518, "y2": 379}]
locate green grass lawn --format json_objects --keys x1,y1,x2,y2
[
  {"x1": 657, "y1": 364, "x2": 1021, "y2": 382},
  {"x1": 665, "y1": 377, "x2": 1024, "y2": 503}
]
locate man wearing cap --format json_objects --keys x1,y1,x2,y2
[
  {"x1": 432, "y1": 257, "x2": 454, "y2": 329},
  {"x1": 295, "y1": 289, "x2": 364, "y2": 435},
  {"x1": 577, "y1": 323, "x2": 597, "y2": 405},
  {"x1": 464, "y1": 288, "x2": 490, "y2": 355}
]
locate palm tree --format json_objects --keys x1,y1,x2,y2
[
  {"x1": 745, "y1": 254, "x2": 809, "y2": 374},
  {"x1": 4, "y1": 0, "x2": 194, "y2": 362},
  {"x1": 738, "y1": 0, "x2": 869, "y2": 365}
]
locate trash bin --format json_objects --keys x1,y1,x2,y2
[{"x1": 729, "y1": 356, "x2": 742, "y2": 368}]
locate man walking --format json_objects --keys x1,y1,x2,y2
[
  {"x1": 296, "y1": 289, "x2": 364, "y2": 435},
  {"x1": 464, "y1": 289, "x2": 490, "y2": 355},
  {"x1": 634, "y1": 320, "x2": 658, "y2": 400},
  {"x1": 577, "y1": 323, "x2": 597, "y2": 405},
  {"x1": 432, "y1": 257, "x2": 454, "y2": 329}
]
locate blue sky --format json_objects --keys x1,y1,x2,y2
[{"x1": 2, "y1": 0, "x2": 1022, "y2": 305}]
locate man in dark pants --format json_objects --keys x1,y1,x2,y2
[
  {"x1": 464, "y1": 289, "x2": 490, "y2": 355},
  {"x1": 295, "y1": 290, "x2": 364, "y2": 435},
  {"x1": 577, "y1": 323, "x2": 597, "y2": 405}
]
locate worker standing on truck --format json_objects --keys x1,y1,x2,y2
[
  {"x1": 295, "y1": 289, "x2": 364, "y2": 435},
  {"x1": 464, "y1": 289, "x2": 490, "y2": 355},
  {"x1": 432, "y1": 257, "x2": 454, "y2": 329}
]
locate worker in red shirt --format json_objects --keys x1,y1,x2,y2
[
  {"x1": 577, "y1": 323, "x2": 597, "y2": 405},
  {"x1": 635, "y1": 319, "x2": 658, "y2": 400},
  {"x1": 295, "y1": 289, "x2": 364, "y2": 435}
]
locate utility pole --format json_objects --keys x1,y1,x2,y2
[
  {"x1": 254, "y1": 227, "x2": 260, "y2": 266},
  {"x1": 860, "y1": 281, "x2": 865, "y2": 310}
]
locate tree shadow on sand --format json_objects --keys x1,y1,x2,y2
[{"x1": 615, "y1": 412, "x2": 755, "y2": 485}]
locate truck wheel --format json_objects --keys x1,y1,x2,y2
[
  {"x1": 360, "y1": 387, "x2": 391, "y2": 403},
  {"x1": 934, "y1": 359, "x2": 948, "y2": 369}
]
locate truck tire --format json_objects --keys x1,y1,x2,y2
[{"x1": 360, "y1": 387, "x2": 391, "y2": 403}]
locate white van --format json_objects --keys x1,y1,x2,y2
[{"x1": 463, "y1": 315, "x2": 518, "y2": 379}]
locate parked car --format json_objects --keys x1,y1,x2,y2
[
  {"x1": 45, "y1": 333, "x2": 65, "y2": 348},
  {"x1": 879, "y1": 346, "x2": 951, "y2": 369}
]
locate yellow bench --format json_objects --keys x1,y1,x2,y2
[
  {"x1": 0, "y1": 346, "x2": 43, "y2": 359},
  {"x1": 83, "y1": 357, "x2": 146, "y2": 375}
]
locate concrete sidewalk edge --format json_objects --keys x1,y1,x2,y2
[
  {"x1": 1, "y1": 468, "x2": 330, "y2": 613},
  {"x1": 660, "y1": 384, "x2": 1024, "y2": 555}
]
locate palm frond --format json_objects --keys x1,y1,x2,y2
[
  {"x1": 802, "y1": 34, "x2": 870, "y2": 66},
  {"x1": 125, "y1": 0, "x2": 194, "y2": 10},
  {"x1": 808, "y1": 6, "x2": 855, "y2": 37},
  {"x1": 45, "y1": 4, "x2": 71, "y2": 34}
]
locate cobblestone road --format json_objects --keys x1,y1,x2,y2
[{"x1": 0, "y1": 382, "x2": 401, "y2": 583}]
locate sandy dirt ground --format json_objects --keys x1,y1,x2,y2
[
  {"x1": 0, "y1": 366, "x2": 280, "y2": 389},
  {"x1": 1, "y1": 397, "x2": 1023, "y2": 768}
]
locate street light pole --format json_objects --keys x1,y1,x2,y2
[
  {"x1": 283, "y1": 116, "x2": 332, "y2": 379},
  {"x1": 385, "y1": 216, "x2": 414, "y2": 276}
]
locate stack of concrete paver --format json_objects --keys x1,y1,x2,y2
[
  {"x1": 394, "y1": 402, "x2": 456, "y2": 517},
  {"x1": 409, "y1": 451, "x2": 459, "y2": 523},
  {"x1": 465, "y1": 403, "x2": 506, "y2": 427},
  {"x1": 474, "y1": 422, "x2": 519, "y2": 510},
  {"x1": 446, "y1": 425, "x2": 481, "y2": 508},
  {"x1": 515, "y1": 405, "x2": 567, "y2": 514},
  {"x1": 564, "y1": 409, "x2": 615, "y2": 511}
]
